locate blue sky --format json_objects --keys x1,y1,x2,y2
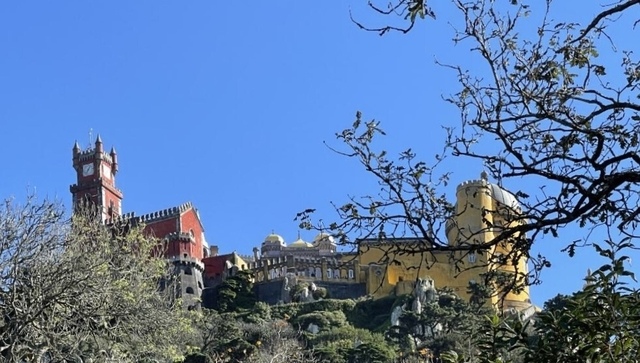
[{"x1": 1, "y1": 1, "x2": 636, "y2": 306}]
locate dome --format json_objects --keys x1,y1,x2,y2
[
  {"x1": 488, "y1": 183, "x2": 521, "y2": 211},
  {"x1": 313, "y1": 232, "x2": 335, "y2": 246},
  {"x1": 290, "y1": 237, "x2": 312, "y2": 248},
  {"x1": 263, "y1": 233, "x2": 285, "y2": 245}
]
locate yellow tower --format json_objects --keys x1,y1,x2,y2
[{"x1": 446, "y1": 172, "x2": 530, "y2": 310}]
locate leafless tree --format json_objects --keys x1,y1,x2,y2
[
  {"x1": 0, "y1": 196, "x2": 193, "y2": 362},
  {"x1": 300, "y1": 0, "x2": 640, "y2": 298}
]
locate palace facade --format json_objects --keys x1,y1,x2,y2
[{"x1": 70, "y1": 137, "x2": 532, "y2": 311}]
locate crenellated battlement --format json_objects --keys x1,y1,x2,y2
[
  {"x1": 456, "y1": 178, "x2": 489, "y2": 192},
  {"x1": 165, "y1": 231, "x2": 195, "y2": 243},
  {"x1": 135, "y1": 202, "x2": 191, "y2": 224},
  {"x1": 105, "y1": 212, "x2": 136, "y2": 226},
  {"x1": 168, "y1": 255, "x2": 205, "y2": 270},
  {"x1": 237, "y1": 254, "x2": 255, "y2": 263},
  {"x1": 177, "y1": 201, "x2": 193, "y2": 213}
]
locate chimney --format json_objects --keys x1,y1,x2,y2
[{"x1": 210, "y1": 245, "x2": 219, "y2": 257}]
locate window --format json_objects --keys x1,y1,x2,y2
[
  {"x1": 348, "y1": 269, "x2": 354, "y2": 279},
  {"x1": 185, "y1": 287, "x2": 194, "y2": 294},
  {"x1": 198, "y1": 281, "x2": 203, "y2": 289},
  {"x1": 184, "y1": 267, "x2": 193, "y2": 275},
  {"x1": 468, "y1": 253, "x2": 477, "y2": 263},
  {"x1": 327, "y1": 269, "x2": 332, "y2": 278}
]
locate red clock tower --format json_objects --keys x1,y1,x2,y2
[{"x1": 70, "y1": 135, "x2": 123, "y2": 222}]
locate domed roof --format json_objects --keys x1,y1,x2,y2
[
  {"x1": 313, "y1": 232, "x2": 335, "y2": 246},
  {"x1": 290, "y1": 237, "x2": 312, "y2": 248},
  {"x1": 264, "y1": 233, "x2": 285, "y2": 245},
  {"x1": 488, "y1": 183, "x2": 521, "y2": 210}
]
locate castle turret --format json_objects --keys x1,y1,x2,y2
[
  {"x1": 72, "y1": 141, "x2": 81, "y2": 169},
  {"x1": 110, "y1": 146, "x2": 118, "y2": 174},
  {"x1": 95, "y1": 134, "x2": 103, "y2": 153}
]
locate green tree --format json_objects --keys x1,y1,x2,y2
[
  {"x1": 215, "y1": 271, "x2": 256, "y2": 313},
  {"x1": 523, "y1": 242, "x2": 640, "y2": 362},
  {"x1": 308, "y1": 325, "x2": 395, "y2": 363},
  {"x1": 388, "y1": 288, "x2": 494, "y2": 361}
]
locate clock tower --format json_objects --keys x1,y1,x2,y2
[{"x1": 70, "y1": 135, "x2": 123, "y2": 222}]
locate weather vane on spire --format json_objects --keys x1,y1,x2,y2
[{"x1": 88, "y1": 128, "x2": 93, "y2": 150}]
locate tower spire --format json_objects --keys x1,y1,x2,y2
[
  {"x1": 95, "y1": 133, "x2": 103, "y2": 152},
  {"x1": 110, "y1": 146, "x2": 118, "y2": 174}
]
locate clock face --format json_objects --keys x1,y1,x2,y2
[
  {"x1": 102, "y1": 164, "x2": 111, "y2": 179},
  {"x1": 82, "y1": 163, "x2": 94, "y2": 177}
]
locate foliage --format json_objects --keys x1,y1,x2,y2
[
  {"x1": 270, "y1": 298, "x2": 356, "y2": 321},
  {"x1": 347, "y1": 295, "x2": 398, "y2": 331},
  {"x1": 215, "y1": 271, "x2": 256, "y2": 313},
  {"x1": 308, "y1": 325, "x2": 396, "y2": 363},
  {"x1": 0, "y1": 196, "x2": 192, "y2": 362},
  {"x1": 191, "y1": 309, "x2": 316, "y2": 363},
  {"x1": 388, "y1": 288, "x2": 495, "y2": 361},
  {"x1": 292, "y1": 310, "x2": 347, "y2": 332},
  {"x1": 521, "y1": 241, "x2": 640, "y2": 362}
]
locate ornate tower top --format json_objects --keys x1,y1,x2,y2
[{"x1": 70, "y1": 135, "x2": 123, "y2": 222}]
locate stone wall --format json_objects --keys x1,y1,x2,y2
[
  {"x1": 201, "y1": 279, "x2": 369, "y2": 308},
  {"x1": 252, "y1": 279, "x2": 367, "y2": 305},
  {"x1": 314, "y1": 281, "x2": 367, "y2": 300},
  {"x1": 253, "y1": 279, "x2": 286, "y2": 305}
]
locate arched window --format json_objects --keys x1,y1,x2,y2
[
  {"x1": 184, "y1": 267, "x2": 193, "y2": 275},
  {"x1": 327, "y1": 269, "x2": 332, "y2": 278},
  {"x1": 348, "y1": 269, "x2": 354, "y2": 279},
  {"x1": 185, "y1": 287, "x2": 194, "y2": 294}
]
